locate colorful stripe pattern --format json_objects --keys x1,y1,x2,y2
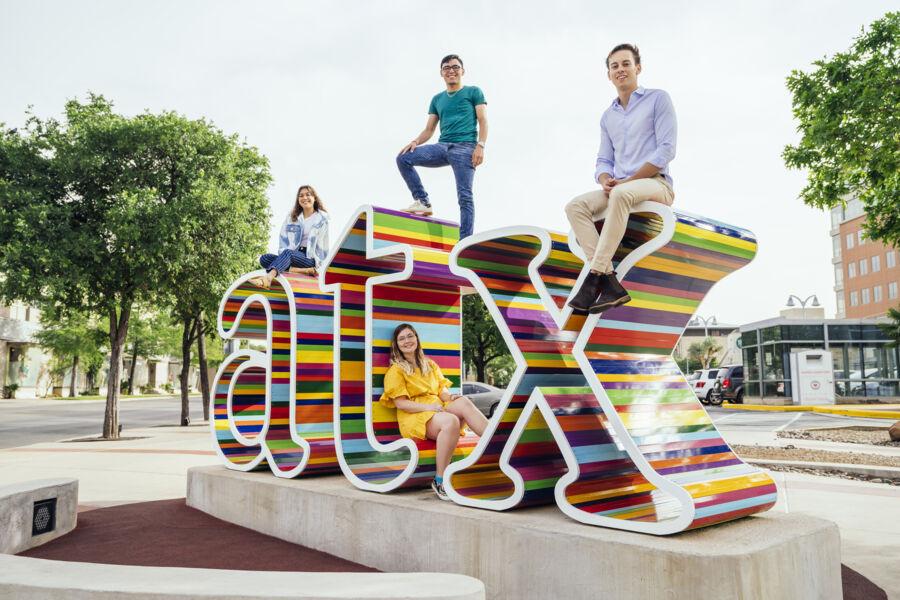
[
  {"x1": 445, "y1": 204, "x2": 775, "y2": 534},
  {"x1": 211, "y1": 273, "x2": 338, "y2": 478},
  {"x1": 322, "y1": 206, "x2": 477, "y2": 491}
]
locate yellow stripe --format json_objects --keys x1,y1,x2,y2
[
  {"x1": 376, "y1": 223, "x2": 454, "y2": 246},
  {"x1": 411, "y1": 248, "x2": 450, "y2": 265},
  {"x1": 675, "y1": 222, "x2": 757, "y2": 252},
  {"x1": 597, "y1": 373, "x2": 684, "y2": 383},
  {"x1": 626, "y1": 297, "x2": 697, "y2": 314},
  {"x1": 684, "y1": 472, "x2": 773, "y2": 498},
  {"x1": 637, "y1": 255, "x2": 727, "y2": 281}
]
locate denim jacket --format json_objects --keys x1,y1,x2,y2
[{"x1": 277, "y1": 210, "x2": 330, "y2": 267}]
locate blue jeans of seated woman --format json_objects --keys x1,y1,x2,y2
[
  {"x1": 396, "y1": 142, "x2": 476, "y2": 238},
  {"x1": 259, "y1": 249, "x2": 315, "y2": 275}
]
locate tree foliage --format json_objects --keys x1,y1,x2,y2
[
  {"x1": 0, "y1": 94, "x2": 271, "y2": 436},
  {"x1": 880, "y1": 306, "x2": 900, "y2": 347},
  {"x1": 34, "y1": 310, "x2": 106, "y2": 396},
  {"x1": 462, "y1": 295, "x2": 510, "y2": 383},
  {"x1": 688, "y1": 337, "x2": 723, "y2": 370},
  {"x1": 782, "y1": 12, "x2": 899, "y2": 245}
]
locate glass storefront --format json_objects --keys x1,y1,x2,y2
[{"x1": 740, "y1": 319, "x2": 899, "y2": 401}]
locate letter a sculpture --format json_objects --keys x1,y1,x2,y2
[{"x1": 212, "y1": 203, "x2": 776, "y2": 535}]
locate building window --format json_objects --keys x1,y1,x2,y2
[
  {"x1": 850, "y1": 291, "x2": 859, "y2": 306},
  {"x1": 890, "y1": 282, "x2": 898, "y2": 299},
  {"x1": 874, "y1": 286, "x2": 883, "y2": 302},
  {"x1": 872, "y1": 255, "x2": 881, "y2": 272},
  {"x1": 857, "y1": 230, "x2": 865, "y2": 245},
  {"x1": 862, "y1": 288, "x2": 870, "y2": 304},
  {"x1": 888, "y1": 251, "x2": 897, "y2": 269},
  {"x1": 830, "y1": 207, "x2": 844, "y2": 229},
  {"x1": 832, "y1": 235, "x2": 841, "y2": 259},
  {"x1": 834, "y1": 265, "x2": 843, "y2": 286},
  {"x1": 848, "y1": 262, "x2": 856, "y2": 278},
  {"x1": 859, "y1": 259, "x2": 868, "y2": 276},
  {"x1": 846, "y1": 198, "x2": 864, "y2": 219},
  {"x1": 836, "y1": 294, "x2": 845, "y2": 315},
  {"x1": 846, "y1": 233, "x2": 854, "y2": 250}
]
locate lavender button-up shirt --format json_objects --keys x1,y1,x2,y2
[{"x1": 594, "y1": 87, "x2": 677, "y2": 187}]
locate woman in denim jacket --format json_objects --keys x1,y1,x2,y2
[{"x1": 251, "y1": 185, "x2": 330, "y2": 288}]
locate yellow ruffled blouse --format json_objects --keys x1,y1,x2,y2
[{"x1": 379, "y1": 358, "x2": 456, "y2": 440}]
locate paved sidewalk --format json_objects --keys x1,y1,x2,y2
[{"x1": 1, "y1": 422, "x2": 897, "y2": 597}]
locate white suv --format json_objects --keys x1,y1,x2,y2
[{"x1": 688, "y1": 368, "x2": 724, "y2": 405}]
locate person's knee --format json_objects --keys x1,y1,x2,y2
[
  {"x1": 441, "y1": 413, "x2": 461, "y2": 432},
  {"x1": 396, "y1": 153, "x2": 411, "y2": 168},
  {"x1": 565, "y1": 198, "x2": 587, "y2": 221},
  {"x1": 608, "y1": 185, "x2": 635, "y2": 206}
]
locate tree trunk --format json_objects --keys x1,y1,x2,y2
[
  {"x1": 179, "y1": 317, "x2": 197, "y2": 426},
  {"x1": 197, "y1": 316, "x2": 211, "y2": 421},
  {"x1": 127, "y1": 340, "x2": 139, "y2": 395},
  {"x1": 103, "y1": 303, "x2": 132, "y2": 439},
  {"x1": 70, "y1": 354, "x2": 79, "y2": 398}
]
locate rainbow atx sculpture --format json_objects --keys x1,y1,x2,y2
[{"x1": 211, "y1": 203, "x2": 776, "y2": 535}]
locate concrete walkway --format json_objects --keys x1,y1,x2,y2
[{"x1": 0, "y1": 422, "x2": 897, "y2": 597}]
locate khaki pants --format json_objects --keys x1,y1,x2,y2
[{"x1": 564, "y1": 176, "x2": 674, "y2": 274}]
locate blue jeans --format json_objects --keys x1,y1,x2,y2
[
  {"x1": 259, "y1": 249, "x2": 315, "y2": 274},
  {"x1": 396, "y1": 142, "x2": 476, "y2": 238}
]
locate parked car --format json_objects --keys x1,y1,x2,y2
[
  {"x1": 690, "y1": 368, "x2": 723, "y2": 405},
  {"x1": 462, "y1": 382, "x2": 505, "y2": 417},
  {"x1": 711, "y1": 364, "x2": 744, "y2": 405}
]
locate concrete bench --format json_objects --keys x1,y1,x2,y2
[{"x1": 0, "y1": 478, "x2": 77, "y2": 554}]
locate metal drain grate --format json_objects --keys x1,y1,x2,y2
[{"x1": 32, "y1": 498, "x2": 57, "y2": 536}]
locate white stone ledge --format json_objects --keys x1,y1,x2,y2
[
  {"x1": 187, "y1": 465, "x2": 842, "y2": 600},
  {"x1": 0, "y1": 477, "x2": 77, "y2": 554},
  {"x1": 0, "y1": 554, "x2": 485, "y2": 600}
]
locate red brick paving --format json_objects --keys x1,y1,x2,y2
[{"x1": 20, "y1": 498, "x2": 377, "y2": 572}]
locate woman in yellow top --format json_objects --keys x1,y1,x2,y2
[{"x1": 380, "y1": 323, "x2": 489, "y2": 500}]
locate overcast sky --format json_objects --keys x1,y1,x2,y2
[{"x1": 2, "y1": 1, "x2": 893, "y2": 326}]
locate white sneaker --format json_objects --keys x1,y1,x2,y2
[{"x1": 402, "y1": 200, "x2": 433, "y2": 216}]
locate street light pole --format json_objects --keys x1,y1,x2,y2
[
  {"x1": 785, "y1": 294, "x2": 820, "y2": 319},
  {"x1": 690, "y1": 314, "x2": 717, "y2": 339}
]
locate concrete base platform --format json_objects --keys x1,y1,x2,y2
[{"x1": 187, "y1": 466, "x2": 842, "y2": 600}]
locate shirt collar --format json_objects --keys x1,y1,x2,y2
[{"x1": 611, "y1": 86, "x2": 646, "y2": 108}]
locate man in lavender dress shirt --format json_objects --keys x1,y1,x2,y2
[{"x1": 565, "y1": 43, "x2": 677, "y2": 314}]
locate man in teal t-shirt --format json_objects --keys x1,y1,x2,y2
[{"x1": 396, "y1": 54, "x2": 488, "y2": 239}]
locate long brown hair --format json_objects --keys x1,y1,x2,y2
[
  {"x1": 290, "y1": 185, "x2": 327, "y2": 222},
  {"x1": 389, "y1": 323, "x2": 431, "y2": 375}
]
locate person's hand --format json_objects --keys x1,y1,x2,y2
[
  {"x1": 430, "y1": 403, "x2": 444, "y2": 412},
  {"x1": 602, "y1": 177, "x2": 619, "y2": 193},
  {"x1": 472, "y1": 145, "x2": 484, "y2": 167},
  {"x1": 399, "y1": 140, "x2": 418, "y2": 155}
]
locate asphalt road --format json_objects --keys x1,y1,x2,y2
[
  {"x1": 1, "y1": 398, "x2": 893, "y2": 450},
  {"x1": 0, "y1": 396, "x2": 206, "y2": 449},
  {"x1": 705, "y1": 406, "x2": 894, "y2": 432}
]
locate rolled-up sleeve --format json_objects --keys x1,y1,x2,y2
[
  {"x1": 647, "y1": 91, "x2": 677, "y2": 169},
  {"x1": 593, "y1": 115, "x2": 615, "y2": 183}
]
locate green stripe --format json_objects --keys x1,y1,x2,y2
[
  {"x1": 628, "y1": 290, "x2": 700, "y2": 308},
  {"x1": 672, "y1": 231, "x2": 756, "y2": 259}
]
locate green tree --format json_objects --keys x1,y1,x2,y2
[
  {"x1": 880, "y1": 306, "x2": 900, "y2": 346},
  {"x1": 783, "y1": 12, "x2": 899, "y2": 245},
  {"x1": 0, "y1": 95, "x2": 270, "y2": 437},
  {"x1": 34, "y1": 310, "x2": 106, "y2": 397},
  {"x1": 688, "y1": 337, "x2": 722, "y2": 370},
  {"x1": 158, "y1": 130, "x2": 270, "y2": 423},
  {"x1": 462, "y1": 295, "x2": 510, "y2": 383}
]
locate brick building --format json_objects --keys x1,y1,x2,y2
[{"x1": 830, "y1": 199, "x2": 900, "y2": 318}]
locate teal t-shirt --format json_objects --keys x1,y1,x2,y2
[{"x1": 428, "y1": 86, "x2": 486, "y2": 143}]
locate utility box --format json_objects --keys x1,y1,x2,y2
[{"x1": 790, "y1": 350, "x2": 835, "y2": 405}]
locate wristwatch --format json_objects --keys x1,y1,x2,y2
[{"x1": 476, "y1": 141, "x2": 485, "y2": 148}]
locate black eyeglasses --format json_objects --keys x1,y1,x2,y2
[{"x1": 441, "y1": 65, "x2": 462, "y2": 73}]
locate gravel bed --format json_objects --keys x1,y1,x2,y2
[
  {"x1": 778, "y1": 426, "x2": 899, "y2": 447},
  {"x1": 732, "y1": 444, "x2": 900, "y2": 468},
  {"x1": 757, "y1": 463, "x2": 900, "y2": 486},
  {"x1": 732, "y1": 444, "x2": 900, "y2": 486}
]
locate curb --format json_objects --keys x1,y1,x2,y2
[
  {"x1": 746, "y1": 458, "x2": 900, "y2": 480},
  {"x1": 722, "y1": 403, "x2": 900, "y2": 420}
]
